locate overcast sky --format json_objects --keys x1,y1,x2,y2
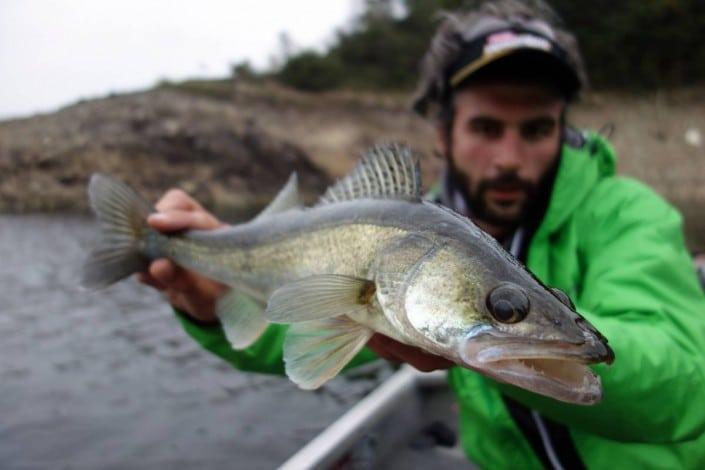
[{"x1": 0, "y1": 0, "x2": 357, "y2": 119}]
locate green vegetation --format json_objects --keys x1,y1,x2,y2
[
  {"x1": 158, "y1": 78, "x2": 234, "y2": 100},
  {"x1": 274, "y1": 0, "x2": 704, "y2": 92},
  {"x1": 277, "y1": 52, "x2": 345, "y2": 91},
  {"x1": 551, "y1": 0, "x2": 705, "y2": 88}
]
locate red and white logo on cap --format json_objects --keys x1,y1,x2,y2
[{"x1": 484, "y1": 31, "x2": 551, "y2": 56}]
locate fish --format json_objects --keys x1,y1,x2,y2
[{"x1": 81, "y1": 143, "x2": 614, "y2": 405}]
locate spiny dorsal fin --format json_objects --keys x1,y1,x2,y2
[
  {"x1": 319, "y1": 143, "x2": 421, "y2": 204},
  {"x1": 253, "y1": 173, "x2": 300, "y2": 221}
]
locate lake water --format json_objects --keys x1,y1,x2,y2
[{"x1": 0, "y1": 214, "x2": 399, "y2": 469}]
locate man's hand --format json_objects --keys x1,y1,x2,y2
[
  {"x1": 367, "y1": 334, "x2": 454, "y2": 372},
  {"x1": 138, "y1": 188, "x2": 227, "y2": 324}
]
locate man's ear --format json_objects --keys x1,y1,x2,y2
[{"x1": 436, "y1": 125, "x2": 450, "y2": 158}]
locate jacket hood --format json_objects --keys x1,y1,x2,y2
[{"x1": 535, "y1": 132, "x2": 617, "y2": 238}]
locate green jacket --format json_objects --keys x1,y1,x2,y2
[{"x1": 176, "y1": 133, "x2": 705, "y2": 468}]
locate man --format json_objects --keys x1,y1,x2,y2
[{"x1": 140, "y1": 1, "x2": 705, "y2": 468}]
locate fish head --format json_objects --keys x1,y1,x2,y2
[{"x1": 403, "y1": 241, "x2": 614, "y2": 405}]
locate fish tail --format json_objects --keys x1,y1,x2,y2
[{"x1": 81, "y1": 174, "x2": 155, "y2": 289}]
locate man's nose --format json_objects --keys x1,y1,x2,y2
[{"x1": 494, "y1": 129, "x2": 524, "y2": 170}]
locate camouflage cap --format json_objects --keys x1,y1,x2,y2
[{"x1": 412, "y1": 0, "x2": 587, "y2": 119}]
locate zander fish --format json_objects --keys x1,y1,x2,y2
[{"x1": 82, "y1": 143, "x2": 614, "y2": 404}]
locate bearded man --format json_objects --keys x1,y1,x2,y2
[{"x1": 139, "y1": 2, "x2": 705, "y2": 467}]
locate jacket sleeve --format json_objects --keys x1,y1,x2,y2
[
  {"x1": 501, "y1": 179, "x2": 705, "y2": 443},
  {"x1": 175, "y1": 309, "x2": 379, "y2": 375}
]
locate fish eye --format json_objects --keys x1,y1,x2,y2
[
  {"x1": 486, "y1": 284, "x2": 529, "y2": 323},
  {"x1": 551, "y1": 287, "x2": 575, "y2": 310}
]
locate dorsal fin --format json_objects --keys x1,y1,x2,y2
[
  {"x1": 319, "y1": 143, "x2": 421, "y2": 204},
  {"x1": 253, "y1": 173, "x2": 300, "y2": 221}
]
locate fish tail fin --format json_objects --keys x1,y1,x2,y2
[{"x1": 81, "y1": 174, "x2": 154, "y2": 289}]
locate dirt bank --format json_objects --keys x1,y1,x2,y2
[{"x1": 1, "y1": 80, "x2": 703, "y2": 246}]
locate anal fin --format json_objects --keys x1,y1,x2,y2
[
  {"x1": 284, "y1": 316, "x2": 374, "y2": 390},
  {"x1": 216, "y1": 289, "x2": 268, "y2": 350}
]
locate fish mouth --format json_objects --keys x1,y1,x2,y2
[{"x1": 459, "y1": 333, "x2": 613, "y2": 405}]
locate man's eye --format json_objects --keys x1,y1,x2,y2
[
  {"x1": 520, "y1": 120, "x2": 556, "y2": 141},
  {"x1": 470, "y1": 120, "x2": 503, "y2": 139}
]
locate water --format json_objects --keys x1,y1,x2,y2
[{"x1": 0, "y1": 215, "x2": 391, "y2": 469}]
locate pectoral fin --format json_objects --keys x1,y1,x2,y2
[
  {"x1": 284, "y1": 316, "x2": 374, "y2": 389},
  {"x1": 216, "y1": 289, "x2": 268, "y2": 350},
  {"x1": 265, "y1": 274, "x2": 375, "y2": 323}
]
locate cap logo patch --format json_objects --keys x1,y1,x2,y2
[{"x1": 485, "y1": 31, "x2": 551, "y2": 56}]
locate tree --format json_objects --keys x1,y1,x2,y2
[{"x1": 276, "y1": 0, "x2": 704, "y2": 92}]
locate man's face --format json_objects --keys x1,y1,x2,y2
[{"x1": 440, "y1": 83, "x2": 564, "y2": 228}]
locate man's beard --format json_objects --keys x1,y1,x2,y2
[{"x1": 448, "y1": 158, "x2": 559, "y2": 229}]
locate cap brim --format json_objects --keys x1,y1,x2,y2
[{"x1": 452, "y1": 48, "x2": 581, "y2": 98}]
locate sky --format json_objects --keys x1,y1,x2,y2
[{"x1": 0, "y1": 0, "x2": 357, "y2": 120}]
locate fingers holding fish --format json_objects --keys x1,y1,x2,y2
[
  {"x1": 154, "y1": 266, "x2": 226, "y2": 324},
  {"x1": 138, "y1": 235, "x2": 225, "y2": 322},
  {"x1": 137, "y1": 253, "x2": 225, "y2": 323},
  {"x1": 137, "y1": 270, "x2": 167, "y2": 291},
  {"x1": 148, "y1": 210, "x2": 222, "y2": 232},
  {"x1": 136, "y1": 189, "x2": 226, "y2": 321},
  {"x1": 368, "y1": 334, "x2": 454, "y2": 373},
  {"x1": 149, "y1": 188, "x2": 224, "y2": 232},
  {"x1": 155, "y1": 188, "x2": 205, "y2": 212},
  {"x1": 138, "y1": 258, "x2": 181, "y2": 292}
]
